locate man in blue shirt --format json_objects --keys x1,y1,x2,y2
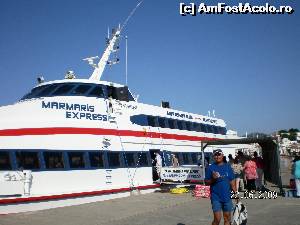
[{"x1": 205, "y1": 149, "x2": 237, "y2": 225}]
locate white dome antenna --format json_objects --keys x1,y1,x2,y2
[
  {"x1": 65, "y1": 70, "x2": 76, "y2": 79},
  {"x1": 37, "y1": 76, "x2": 45, "y2": 84}
]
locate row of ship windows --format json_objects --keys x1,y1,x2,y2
[
  {"x1": 130, "y1": 115, "x2": 227, "y2": 135},
  {"x1": 0, "y1": 150, "x2": 212, "y2": 171},
  {"x1": 0, "y1": 151, "x2": 149, "y2": 171},
  {"x1": 22, "y1": 83, "x2": 105, "y2": 100},
  {"x1": 21, "y1": 83, "x2": 134, "y2": 102}
]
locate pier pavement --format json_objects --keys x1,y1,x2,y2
[{"x1": 1, "y1": 157, "x2": 299, "y2": 225}]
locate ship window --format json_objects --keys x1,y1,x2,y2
[
  {"x1": 200, "y1": 124, "x2": 207, "y2": 133},
  {"x1": 158, "y1": 117, "x2": 167, "y2": 128},
  {"x1": 116, "y1": 87, "x2": 126, "y2": 100},
  {"x1": 123, "y1": 152, "x2": 135, "y2": 167},
  {"x1": 89, "y1": 152, "x2": 104, "y2": 168},
  {"x1": 168, "y1": 119, "x2": 176, "y2": 129},
  {"x1": 137, "y1": 152, "x2": 149, "y2": 167},
  {"x1": 205, "y1": 152, "x2": 214, "y2": 164},
  {"x1": 147, "y1": 116, "x2": 157, "y2": 127},
  {"x1": 21, "y1": 85, "x2": 51, "y2": 100},
  {"x1": 193, "y1": 123, "x2": 201, "y2": 132},
  {"x1": 43, "y1": 152, "x2": 64, "y2": 169},
  {"x1": 36, "y1": 84, "x2": 61, "y2": 97},
  {"x1": 89, "y1": 85, "x2": 104, "y2": 97},
  {"x1": 177, "y1": 120, "x2": 184, "y2": 130},
  {"x1": 68, "y1": 152, "x2": 85, "y2": 169},
  {"x1": 217, "y1": 127, "x2": 221, "y2": 134},
  {"x1": 219, "y1": 127, "x2": 227, "y2": 135},
  {"x1": 207, "y1": 125, "x2": 213, "y2": 134},
  {"x1": 185, "y1": 122, "x2": 192, "y2": 131},
  {"x1": 107, "y1": 86, "x2": 117, "y2": 99},
  {"x1": 130, "y1": 115, "x2": 148, "y2": 126},
  {"x1": 21, "y1": 93, "x2": 31, "y2": 100},
  {"x1": 127, "y1": 92, "x2": 135, "y2": 101},
  {"x1": 16, "y1": 151, "x2": 40, "y2": 170},
  {"x1": 107, "y1": 152, "x2": 121, "y2": 168},
  {"x1": 52, "y1": 84, "x2": 75, "y2": 95},
  {"x1": 162, "y1": 151, "x2": 172, "y2": 167},
  {"x1": 107, "y1": 86, "x2": 134, "y2": 102},
  {"x1": 71, "y1": 84, "x2": 92, "y2": 95},
  {"x1": 191, "y1": 153, "x2": 198, "y2": 164},
  {"x1": 173, "y1": 152, "x2": 181, "y2": 166},
  {"x1": 182, "y1": 153, "x2": 190, "y2": 165},
  {"x1": 0, "y1": 151, "x2": 12, "y2": 170},
  {"x1": 212, "y1": 126, "x2": 219, "y2": 134}
]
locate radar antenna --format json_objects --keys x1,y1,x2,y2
[
  {"x1": 88, "y1": 1, "x2": 143, "y2": 81},
  {"x1": 83, "y1": 56, "x2": 99, "y2": 68}
]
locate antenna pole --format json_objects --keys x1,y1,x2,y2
[
  {"x1": 125, "y1": 36, "x2": 128, "y2": 85},
  {"x1": 89, "y1": 1, "x2": 144, "y2": 81}
]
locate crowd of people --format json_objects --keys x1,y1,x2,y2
[
  {"x1": 152, "y1": 149, "x2": 298, "y2": 225},
  {"x1": 153, "y1": 150, "x2": 265, "y2": 192},
  {"x1": 227, "y1": 150, "x2": 265, "y2": 192}
]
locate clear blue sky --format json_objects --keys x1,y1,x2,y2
[{"x1": 0, "y1": 0, "x2": 299, "y2": 134}]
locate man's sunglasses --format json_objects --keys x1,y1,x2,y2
[{"x1": 213, "y1": 153, "x2": 222, "y2": 156}]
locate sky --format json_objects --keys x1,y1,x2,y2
[{"x1": 0, "y1": 0, "x2": 299, "y2": 135}]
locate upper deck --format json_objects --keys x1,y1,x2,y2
[{"x1": 20, "y1": 79, "x2": 135, "y2": 102}]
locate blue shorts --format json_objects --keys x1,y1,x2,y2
[{"x1": 211, "y1": 200, "x2": 233, "y2": 212}]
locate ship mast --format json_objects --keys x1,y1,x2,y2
[
  {"x1": 89, "y1": 26, "x2": 121, "y2": 81},
  {"x1": 88, "y1": 1, "x2": 143, "y2": 81}
]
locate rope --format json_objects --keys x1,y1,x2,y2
[
  {"x1": 110, "y1": 99, "x2": 149, "y2": 189},
  {"x1": 129, "y1": 127, "x2": 150, "y2": 185},
  {"x1": 120, "y1": 1, "x2": 144, "y2": 32},
  {"x1": 109, "y1": 99, "x2": 134, "y2": 188}
]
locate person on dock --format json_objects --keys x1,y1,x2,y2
[
  {"x1": 236, "y1": 151, "x2": 246, "y2": 191},
  {"x1": 244, "y1": 156, "x2": 257, "y2": 192},
  {"x1": 154, "y1": 152, "x2": 162, "y2": 181},
  {"x1": 292, "y1": 156, "x2": 300, "y2": 197},
  {"x1": 231, "y1": 158, "x2": 243, "y2": 192},
  {"x1": 205, "y1": 149, "x2": 237, "y2": 225},
  {"x1": 253, "y1": 151, "x2": 264, "y2": 191},
  {"x1": 171, "y1": 154, "x2": 179, "y2": 167}
]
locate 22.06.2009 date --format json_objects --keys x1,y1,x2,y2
[{"x1": 230, "y1": 190, "x2": 278, "y2": 199}]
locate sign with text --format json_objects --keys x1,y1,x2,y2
[{"x1": 161, "y1": 166, "x2": 204, "y2": 182}]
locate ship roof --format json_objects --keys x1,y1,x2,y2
[{"x1": 35, "y1": 79, "x2": 125, "y2": 88}]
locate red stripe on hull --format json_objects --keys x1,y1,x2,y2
[
  {"x1": 0, "y1": 127, "x2": 218, "y2": 142},
  {"x1": 0, "y1": 184, "x2": 160, "y2": 205}
]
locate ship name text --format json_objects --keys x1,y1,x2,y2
[{"x1": 42, "y1": 101, "x2": 108, "y2": 121}]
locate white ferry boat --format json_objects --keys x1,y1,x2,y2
[{"x1": 0, "y1": 24, "x2": 230, "y2": 214}]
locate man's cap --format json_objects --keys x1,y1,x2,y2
[{"x1": 213, "y1": 149, "x2": 223, "y2": 155}]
